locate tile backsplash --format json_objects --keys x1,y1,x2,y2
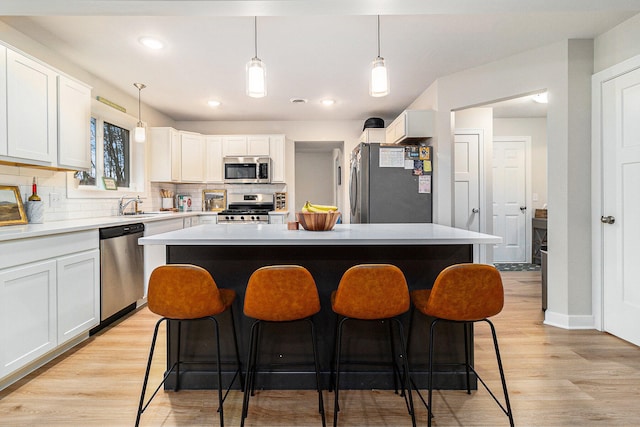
[{"x1": 0, "y1": 164, "x2": 287, "y2": 223}]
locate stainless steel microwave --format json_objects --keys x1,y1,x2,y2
[{"x1": 223, "y1": 156, "x2": 271, "y2": 184}]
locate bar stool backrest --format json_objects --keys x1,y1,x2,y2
[
  {"x1": 333, "y1": 264, "x2": 410, "y2": 320},
  {"x1": 425, "y1": 263, "x2": 504, "y2": 321},
  {"x1": 148, "y1": 264, "x2": 225, "y2": 319},
  {"x1": 244, "y1": 265, "x2": 321, "y2": 321}
]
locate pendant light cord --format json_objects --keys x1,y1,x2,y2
[
  {"x1": 254, "y1": 16, "x2": 258, "y2": 58},
  {"x1": 377, "y1": 15, "x2": 381, "y2": 58},
  {"x1": 138, "y1": 88, "x2": 141, "y2": 122}
]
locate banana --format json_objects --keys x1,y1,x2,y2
[{"x1": 302, "y1": 201, "x2": 338, "y2": 213}]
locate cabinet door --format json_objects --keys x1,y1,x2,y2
[
  {"x1": 222, "y1": 136, "x2": 247, "y2": 156},
  {"x1": 0, "y1": 260, "x2": 57, "y2": 378},
  {"x1": 149, "y1": 128, "x2": 181, "y2": 182},
  {"x1": 6, "y1": 49, "x2": 57, "y2": 164},
  {"x1": 247, "y1": 135, "x2": 270, "y2": 155},
  {"x1": 269, "y1": 135, "x2": 286, "y2": 183},
  {"x1": 57, "y1": 250, "x2": 100, "y2": 345},
  {"x1": 143, "y1": 218, "x2": 184, "y2": 296},
  {"x1": 205, "y1": 136, "x2": 223, "y2": 183},
  {"x1": 57, "y1": 75, "x2": 91, "y2": 170},
  {"x1": 0, "y1": 45, "x2": 7, "y2": 156},
  {"x1": 180, "y1": 132, "x2": 205, "y2": 182}
]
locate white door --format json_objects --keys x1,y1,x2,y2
[
  {"x1": 454, "y1": 133, "x2": 480, "y2": 232},
  {"x1": 493, "y1": 137, "x2": 530, "y2": 262},
  {"x1": 601, "y1": 68, "x2": 640, "y2": 346}
]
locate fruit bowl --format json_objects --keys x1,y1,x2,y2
[{"x1": 296, "y1": 211, "x2": 341, "y2": 231}]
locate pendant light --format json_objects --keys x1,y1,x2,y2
[
  {"x1": 133, "y1": 83, "x2": 146, "y2": 142},
  {"x1": 246, "y1": 16, "x2": 267, "y2": 98},
  {"x1": 369, "y1": 15, "x2": 389, "y2": 97}
]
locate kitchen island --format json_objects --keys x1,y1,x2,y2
[{"x1": 139, "y1": 223, "x2": 501, "y2": 391}]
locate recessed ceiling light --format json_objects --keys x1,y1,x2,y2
[
  {"x1": 290, "y1": 98, "x2": 308, "y2": 104},
  {"x1": 139, "y1": 37, "x2": 165, "y2": 50},
  {"x1": 532, "y1": 92, "x2": 548, "y2": 104},
  {"x1": 321, "y1": 99, "x2": 335, "y2": 106},
  {"x1": 208, "y1": 100, "x2": 221, "y2": 107}
]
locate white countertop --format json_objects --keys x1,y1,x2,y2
[
  {"x1": 0, "y1": 211, "x2": 213, "y2": 242},
  {"x1": 138, "y1": 223, "x2": 501, "y2": 246}
]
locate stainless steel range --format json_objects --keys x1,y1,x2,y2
[{"x1": 218, "y1": 193, "x2": 274, "y2": 224}]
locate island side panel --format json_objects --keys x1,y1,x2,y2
[{"x1": 165, "y1": 243, "x2": 473, "y2": 390}]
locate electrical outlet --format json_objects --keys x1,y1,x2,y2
[
  {"x1": 532, "y1": 193, "x2": 539, "y2": 202},
  {"x1": 50, "y1": 192, "x2": 61, "y2": 208}
]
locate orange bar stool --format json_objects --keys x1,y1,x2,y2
[
  {"x1": 331, "y1": 264, "x2": 416, "y2": 427},
  {"x1": 241, "y1": 265, "x2": 326, "y2": 427},
  {"x1": 135, "y1": 264, "x2": 243, "y2": 427},
  {"x1": 410, "y1": 263, "x2": 514, "y2": 427}
]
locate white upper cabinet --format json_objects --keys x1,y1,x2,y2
[
  {"x1": 222, "y1": 136, "x2": 247, "y2": 157},
  {"x1": 149, "y1": 127, "x2": 181, "y2": 182},
  {"x1": 247, "y1": 135, "x2": 270, "y2": 155},
  {"x1": 0, "y1": 45, "x2": 7, "y2": 157},
  {"x1": 360, "y1": 128, "x2": 386, "y2": 144},
  {"x1": 57, "y1": 75, "x2": 92, "y2": 170},
  {"x1": 6, "y1": 49, "x2": 57, "y2": 164},
  {"x1": 180, "y1": 132, "x2": 205, "y2": 182},
  {"x1": 269, "y1": 135, "x2": 286, "y2": 183},
  {"x1": 385, "y1": 110, "x2": 435, "y2": 144},
  {"x1": 205, "y1": 136, "x2": 223, "y2": 183}
]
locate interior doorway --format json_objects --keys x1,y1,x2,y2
[{"x1": 294, "y1": 141, "x2": 344, "y2": 212}]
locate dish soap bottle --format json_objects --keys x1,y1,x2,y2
[
  {"x1": 28, "y1": 177, "x2": 41, "y2": 201},
  {"x1": 26, "y1": 177, "x2": 44, "y2": 223}
]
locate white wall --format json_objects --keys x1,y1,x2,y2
[
  {"x1": 494, "y1": 117, "x2": 548, "y2": 210},
  {"x1": 295, "y1": 150, "x2": 335, "y2": 211},
  {"x1": 594, "y1": 13, "x2": 640, "y2": 73},
  {"x1": 409, "y1": 39, "x2": 594, "y2": 328}
]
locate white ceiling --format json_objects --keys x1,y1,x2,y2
[{"x1": 1, "y1": 1, "x2": 638, "y2": 123}]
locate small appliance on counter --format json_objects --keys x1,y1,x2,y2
[
  {"x1": 218, "y1": 193, "x2": 274, "y2": 224},
  {"x1": 176, "y1": 194, "x2": 192, "y2": 211}
]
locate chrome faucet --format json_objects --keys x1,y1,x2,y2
[{"x1": 118, "y1": 195, "x2": 143, "y2": 215}]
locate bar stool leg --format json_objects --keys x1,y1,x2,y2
[
  {"x1": 241, "y1": 320, "x2": 261, "y2": 426},
  {"x1": 228, "y1": 306, "x2": 245, "y2": 392},
  {"x1": 427, "y1": 319, "x2": 438, "y2": 427},
  {"x1": 135, "y1": 318, "x2": 164, "y2": 427},
  {"x1": 486, "y1": 319, "x2": 515, "y2": 427},
  {"x1": 175, "y1": 320, "x2": 181, "y2": 391},
  {"x1": 392, "y1": 318, "x2": 416, "y2": 426},
  {"x1": 388, "y1": 320, "x2": 400, "y2": 395},
  {"x1": 333, "y1": 317, "x2": 348, "y2": 427},
  {"x1": 308, "y1": 318, "x2": 327, "y2": 427}
]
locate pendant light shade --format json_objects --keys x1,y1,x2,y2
[
  {"x1": 246, "y1": 16, "x2": 267, "y2": 98},
  {"x1": 370, "y1": 15, "x2": 389, "y2": 97},
  {"x1": 133, "y1": 82, "x2": 146, "y2": 143}
]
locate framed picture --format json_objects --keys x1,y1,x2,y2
[
  {"x1": 0, "y1": 185, "x2": 28, "y2": 226},
  {"x1": 102, "y1": 177, "x2": 118, "y2": 190},
  {"x1": 202, "y1": 189, "x2": 227, "y2": 212}
]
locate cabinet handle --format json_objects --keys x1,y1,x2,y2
[{"x1": 471, "y1": 208, "x2": 479, "y2": 213}]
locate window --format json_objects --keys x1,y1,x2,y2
[{"x1": 68, "y1": 99, "x2": 145, "y2": 198}]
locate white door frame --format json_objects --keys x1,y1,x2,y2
[
  {"x1": 591, "y1": 54, "x2": 640, "y2": 332},
  {"x1": 454, "y1": 129, "x2": 486, "y2": 263},
  {"x1": 493, "y1": 136, "x2": 533, "y2": 263}
]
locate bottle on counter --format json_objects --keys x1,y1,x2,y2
[{"x1": 28, "y1": 177, "x2": 41, "y2": 201}]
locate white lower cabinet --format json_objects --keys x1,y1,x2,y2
[
  {"x1": 0, "y1": 260, "x2": 57, "y2": 379},
  {"x1": 56, "y1": 250, "x2": 100, "y2": 345},
  {"x1": 0, "y1": 230, "x2": 99, "y2": 387}
]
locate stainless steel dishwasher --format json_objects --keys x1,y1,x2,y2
[{"x1": 94, "y1": 223, "x2": 145, "y2": 332}]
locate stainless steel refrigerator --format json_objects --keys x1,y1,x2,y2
[{"x1": 350, "y1": 143, "x2": 432, "y2": 223}]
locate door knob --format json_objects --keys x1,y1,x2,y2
[
  {"x1": 520, "y1": 206, "x2": 527, "y2": 213},
  {"x1": 601, "y1": 215, "x2": 615, "y2": 224},
  {"x1": 472, "y1": 208, "x2": 479, "y2": 213}
]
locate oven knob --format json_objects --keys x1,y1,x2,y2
[
  {"x1": 240, "y1": 216, "x2": 245, "y2": 221},
  {"x1": 225, "y1": 216, "x2": 230, "y2": 220},
  {"x1": 251, "y1": 216, "x2": 255, "y2": 220}
]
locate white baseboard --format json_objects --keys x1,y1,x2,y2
[{"x1": 543, "y1": 310, "x2": 595, "y2": 329}]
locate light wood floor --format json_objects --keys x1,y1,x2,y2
[{"x1": 2, "y1": 271, "x2": 640, "y2": 426}]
